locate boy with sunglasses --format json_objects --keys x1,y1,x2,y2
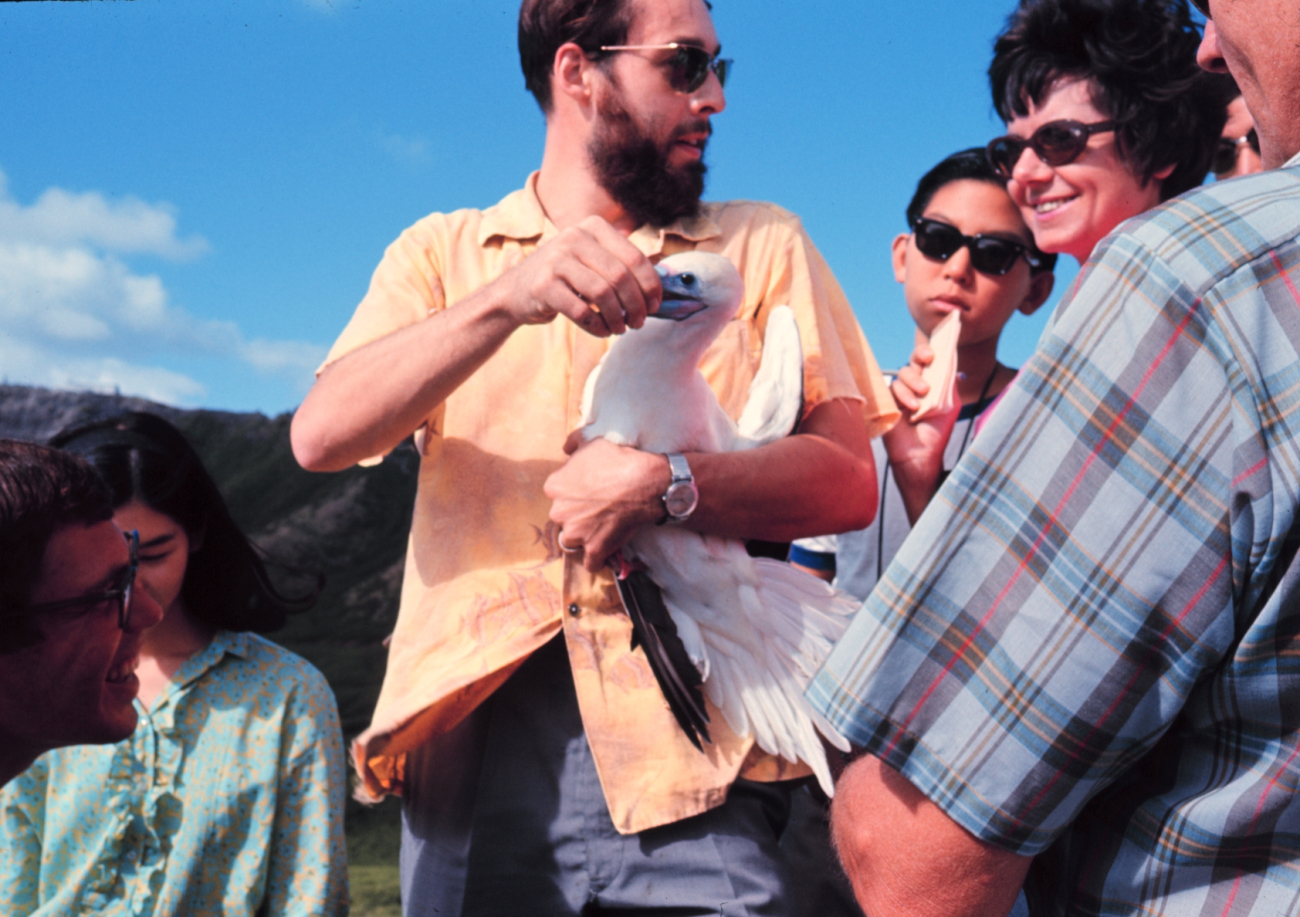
[
  {"x1": 0, "y1": 440, "x2": 162, "y2": 788},
  {"x1": 790, "y1": 149, "x2": 1054, "y2": 598}
]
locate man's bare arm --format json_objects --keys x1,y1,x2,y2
[
  {"x1": 291, "y1": 217, "x2": 662, "y2": 472},
  {"x1": 544, "y1": 396, "x2": 877, "y2": 571},
  {"x1": 832, "y1": 754, "x2": 1031, "y2": 917}
]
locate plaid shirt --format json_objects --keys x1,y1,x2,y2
[{"x1": 809, "y1": 155, "x2": 1300, "y2": 916}]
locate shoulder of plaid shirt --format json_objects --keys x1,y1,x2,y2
[{"x1": 809, "y1": 154, "x2": 1300, "y2": 917}]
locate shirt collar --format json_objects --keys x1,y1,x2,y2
[
  {"x1": 478, "y1": 171, "x2": 722, "y2": 253},
  {"x1": 166, "y1": 629, "x2": 248, "y2": 693}
]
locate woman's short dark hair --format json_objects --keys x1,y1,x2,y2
[
  {"x1": 0, "y1": 440, "x2": 113, "y2": 621},
  {"x1": 50, "y1": 413, "x2": 317, "y2": 633},
  {"x1": 518, "y1": 0, "x2": 632, "y2": 111},
  {"x1": 989, "y1": 0, "x2": 1228, "y2": 201},
  {"x1": 906, "y1": 148, "x2": 1058, "y2": 275}
]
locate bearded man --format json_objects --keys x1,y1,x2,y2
[{"x1": 291, "y1": 0, "x2": 895, "y2": 914}]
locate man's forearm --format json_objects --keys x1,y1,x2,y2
[
  {"x1": 686, "y1": 406, "x2": 876, "y2": 541},
  {"x1": 833, "y1": 755, "x2": 1031, "y2": 917},
  {"x1": 291, "y1": 287, "x2": 521, "y2": 472}
]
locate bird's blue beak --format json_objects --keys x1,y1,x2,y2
[{"x1": 653, "y1": 264, "x2": 708, "y2": 322}]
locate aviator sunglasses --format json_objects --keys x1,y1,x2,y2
[
  {"x1": 597, "y1": 43, "x2": 731, "y2": 93},
  {"x1": 986, "y1": 119, "x2": 1119, "y2": 178},
  {"x1": 912, "y1": 217, "x2": 1043, "y2": 276}
]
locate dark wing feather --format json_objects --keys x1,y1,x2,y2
[{"x1": 616, "y1": 569, "x2": 711, "y2": 750}]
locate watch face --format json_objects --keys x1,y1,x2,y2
[{"x1": 665, "y1": 481, "x2": 698, "y2": 518}]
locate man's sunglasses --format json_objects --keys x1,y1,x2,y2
[
  {"x1": 986, "y1": 119, "x2": 1119, "y2": 178},
  {"x1": 1189, "y1": 0, "x2": 1210, "y2": 17},
  {"x1": 596, "y1": 43, "x2": 731, "y2": 94},
  {"x1": 1212, "y1": 130, "x2": 1260, "y2": 176},
  {"x1": 15, "y1": 530, "x2": 140, "y2": 629},
  {"x1": 912, "y1": 217, "x2": 1043, "y2": 276}
]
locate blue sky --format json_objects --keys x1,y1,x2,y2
[{"x1": 0, "y1": 0, "x2": 1084, "y2": 415}]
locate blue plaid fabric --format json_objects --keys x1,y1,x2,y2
[{"x1": 809, "y1": 156, "x2": 1300, "y2": 916}]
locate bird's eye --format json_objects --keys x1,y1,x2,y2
[{"x1": 680, "y1": 273, "x2": 696, "y2": 286}]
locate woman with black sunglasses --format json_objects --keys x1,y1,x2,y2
[
  {"x1": 985, "y1": 0, "x2": 1228, "y2": 264},
  {"x1": 0, "y1": 413, "x2": 348, "y2": 917}
]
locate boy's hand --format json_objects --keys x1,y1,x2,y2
[{"x1": 883, "y1": 343, "x2": 961, "y2": 525}]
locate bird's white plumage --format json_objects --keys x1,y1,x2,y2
[{"x1": 580, "y1": 251, "x2": 855, "y2": 794}]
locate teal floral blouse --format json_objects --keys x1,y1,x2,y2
[{"x1": 0, "y1": 630, "x2": 349, "y2": 916}]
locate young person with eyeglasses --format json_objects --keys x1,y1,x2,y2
[
  {"x1": 812, "y1": 0, "x2": 1300, "y2": 912},
  {"x1": 984, "y1": 0, "x2": 1226, "y2": 264},
  {"x1": 0, "y1": 413, "x2": 347, "y2": 916},
  {"x1": 290, "y1": 0, "x2": 894, "y2": 914},
  {"x1": 0, "y1": 440, "x2": 164, "y2": 789}
]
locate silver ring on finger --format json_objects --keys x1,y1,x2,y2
[{"x1": 558, "y1": 530, "x2": 580, "y2": 554}]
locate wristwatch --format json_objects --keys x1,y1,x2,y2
[{"x1": 660, "y1": 453, "x2": 698, "y2": 524}]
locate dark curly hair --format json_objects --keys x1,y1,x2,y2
[
  {"x1": 51, "y1": 413, "x2": 318, "y2": 634},
  {"x1": 906, "y1": 148, "x2": 1058, "y2": 275},
  {"x1": 989, "y1": 0, "x2": 1229, "y2": 201},
  {"x1": 518, "y1": 0, "x2": 633, "y2": 111}
]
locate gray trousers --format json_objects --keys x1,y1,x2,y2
[{"x1": 399, "y1": 636, "x2": 795, "y2": 916}]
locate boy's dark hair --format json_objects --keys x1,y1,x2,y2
[
  {"x1": 906, "y1": 148, "x2": 1058, "y2": 274},
  {"x1": 989, "y1": 0, "x2": 1228, "y2": 201},
  {"x1": 51, "y1": 413, "x2": 318, "y2": 634},
  {"x1": 0, "y1": 440, "x2": 113, "y2": 624},
  {"x1": 518, "y1": 0, "x2": 633, "y2": 112}
]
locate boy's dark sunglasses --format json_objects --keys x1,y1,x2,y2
[
  {"x1": 986, "y1": 119, "x2": 1119, "y2": 178},
  {"x1": 16, "y1": 530, "x2": 139, "y2": 629},
  {"x1": 912, "y1": 217, "x2": 1042, "y2": 276},
  {"x1": 597, "y1": 43, "x2": 731, "y2": 93},
  {"x1": 1212, "y1": 129, "x2": 1260, "y2": 176}
]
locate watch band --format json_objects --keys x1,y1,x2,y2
[{"x1": 660, "y1": 452, "x2": 698, "y2": 524}]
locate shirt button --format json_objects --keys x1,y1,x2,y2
[{"x1": 568, "y1": 603, "x2": 580, "y2": 617}]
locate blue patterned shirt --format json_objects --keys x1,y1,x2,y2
[
  {"x1": 0, "y1": 630, "x2": 348, "y2": 916},
  {"x1": 809, "y1": 156, "x2": 1300, "y2": 915}
]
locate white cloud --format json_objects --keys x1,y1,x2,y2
[
  {"x1": 0, "y1": 336, "x2": 207, "y2": 406},
  {"x1": 0, "y1": 168, "x2": 208, "y2": 260},
  {"x1": 0, "y1": 169, "x2": 326, "y2": 407}
]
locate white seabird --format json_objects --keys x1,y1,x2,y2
[{"x1": 579, "y1": 250, "x2": 856, "y2": 795}]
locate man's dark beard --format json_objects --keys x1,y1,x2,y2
[{"x1": 589, "y1": 93, "x2": 707, "y2": 228}]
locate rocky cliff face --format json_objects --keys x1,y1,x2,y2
[{"x1": 0, "y1": 385, "x2": 417, "y2": 739}]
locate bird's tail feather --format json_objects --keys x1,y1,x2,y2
[{"x1": 686, "y1": 558, "x2": 858, "y2": 795}]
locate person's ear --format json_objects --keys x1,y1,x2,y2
[
  {"x1": 1018, "y1": 270, "x2": 1056, "y2": 316},
  {"x1": 554, "y1": 42, "x2": 596, "y2": 107},
  {"x1": 891, "y1": 233, "x2": 911, "y2": 284}
]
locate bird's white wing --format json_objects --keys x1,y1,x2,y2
[
  {"x1": 628, "y1": 528, "x2": 855, "y2": 795},
  {"x1": 734, "y1": 305, "x2": 804, "y2": 450}
]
